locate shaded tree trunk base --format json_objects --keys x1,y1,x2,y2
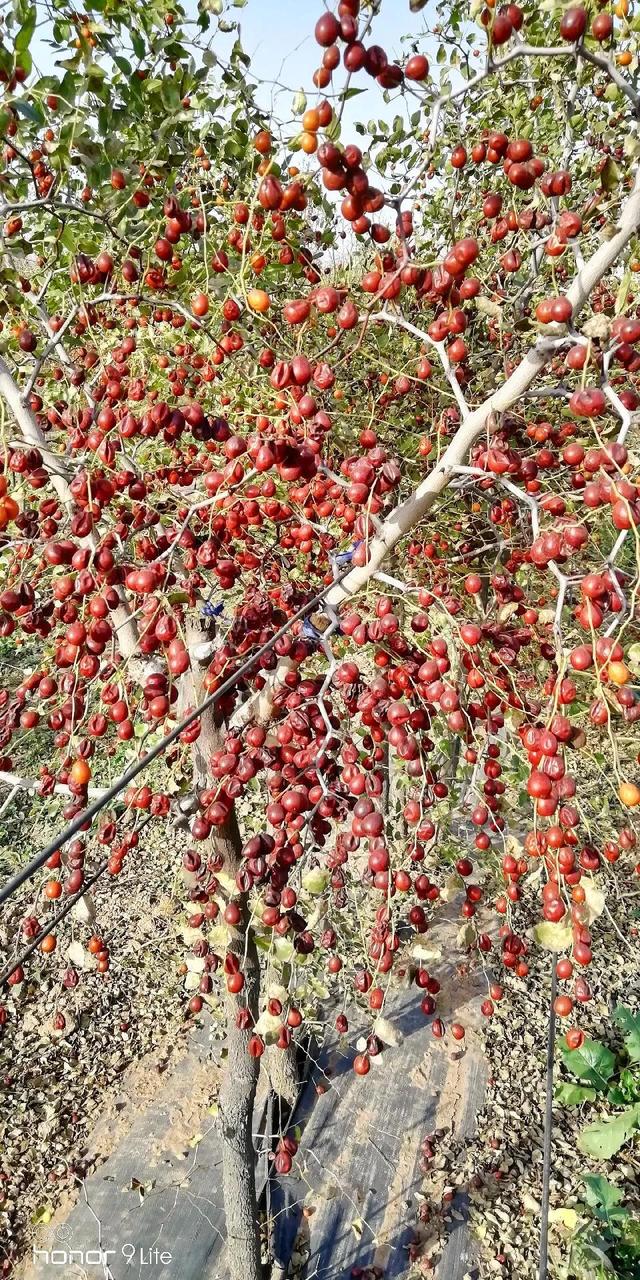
[{"x1": 268, "y1": 936, "x2": 488, "y2": 1280}]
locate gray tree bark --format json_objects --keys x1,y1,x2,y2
[
  {"x1": 265, "y1": 1041, "x2": 299, "y2": 1109},
  {"x1": 184, "y1": 616, "x2": 262, "y2": 1280}
]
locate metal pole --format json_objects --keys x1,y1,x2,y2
[{"x1": 538, "y1": 958, "x2": 558, "y2": 1280}]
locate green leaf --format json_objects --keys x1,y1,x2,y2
[
  {"x1": 607, "y1": 1086, "x2": 628, "y2": 1107},
  {"x1": 612, "y1": 1006, "x2": 640, "y2": 1064},
  {"x1": 577, "y1": 1104, "x2": 640, "y2": 1160},
  {"x1": 560, "y1": 1038, "x2": 616, "y2": 1089},
  {"x1": 600, "y1": 156, "x2": 621, "y2": 192},
  {"x1": 162, "y1": 79, "x2": 181, "y2": 111},
  {"x1": 58, "y1": 225, "x2": 79, "y2": 253},
  {"x1": 15, "y1": 6, "x2": 36, "y2": 56},
  {"x1": 617, "y1": 1217, "x2": 640, "y2": 1261},
  {"x1": 59, "y1": 70, "x2": 78, "y2": 104},
  {"x1": 555, "y1": 1083, "x2": 598, "y2": 1106},
  {"x1": 582, "y1": 1174, "x2": 626, "y2": 1225},
  {"x1": 13, "y1": 98, "x2": 44, "y2": 125},
  {"x1": 131, "y1": 30, "x2": 145, "y2": 60},
  {"x1": 325, "y1": 114, "x2": 341, "y2": 142},
  {"x1": 582, "y1": 1174, "x2": 622, "y2": 1210}
]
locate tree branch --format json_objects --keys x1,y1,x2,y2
[
  {"x1": 0, "y1": 769, "x2": 107, "y2": 799},
  {"x1": 326, "y1": 169, "x2": 640, "y2": 609},
  {"x1": 174, "y1": 172, "x2": 640, "y2": 735},
  {"x1": 0, "y1": 355, "x2": 143, "y2": 674}
]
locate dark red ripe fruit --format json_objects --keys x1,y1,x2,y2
[
  {"x1": 591, "y1": 11, "x2": 613, "y2": 39},
  {"x1": 491, "y1": 13, "x2": 513, "y2": 44},
  {"x1": 315, "y1": 13, "x2": 340, "y2": 46},
  {"x1": 560, "y1": 6, "x2": 587, "y2": 41},
  {"x1": 19, "y1": 329, "x2": 37, "y2": 352}
]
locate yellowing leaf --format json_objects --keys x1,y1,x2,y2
[
  {"x1": 457, "y1": 922, "x2": 476, "y2": 948},
  {"x1": 301, "y1": 867, "x2": 329, "y2": 895},
  {"x1": 254, "y1": 1009, "x2": 283, "y2": 1037},
  {"x1": 498, "y1": 601, "x2": 520, "y2": 622},
  {"x1": 581, "y1": 879, "x2": 605, "y2": 925},
  {"x1": 31, "y1": 1205, "x2": 54, "y2": 1226},
  {"x1": 267, "y1": 983, "x2": 289, "y2": 1003},
  {"x1": 628, "y1": 643, "x2": 640, "y2": 675},
  {"x1": 537, "y1": 608, "x2": 556, "y2": 628},
  {"x1": 274, "y1": 938, "x2": 294, "y2": 962},
  {"x1": 504, "y1": 834, "x2": 523, "y2": 858},
  {"x1": 214, "y1": 870, "x2": 236, "y2": 895},
  {"x1": 522, "y1": 1193, "x2": 541, "y2": 1215},
  {"x1": 549, "y1": 1207, "x2": 579, "y2": 1230},
  {"x1": 72, "y1": 892, "x2": 95, "y2": 924},
  {"x1": 181, "y1": 925, "x2": 204, "y2": 945},
  {"x1": 66, "y1": 939, "x2": 95, "y2": 970},
  {"x1": 440, "y1": 872, "x2": 460, "y2": 903},
  {"x1": 373, "y1": 1016, "x2": 403, "y2": 1047},
  {"x1": 533, "y1": 921, "x2": 573, "y2": 952},
  {"x1": 474, "y1": 295, "x2": 502, "y2": 318},
  {"x1": 412, "y1": 944, "x2": 442, "y2": 963}
]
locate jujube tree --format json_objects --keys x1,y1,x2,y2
[{"x1": 0, "y1": 0, "x2": 639, "y2": 1275}]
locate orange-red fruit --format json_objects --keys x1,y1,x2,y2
[
  {"x1": 192, "y1": 292, "x2": 209, "y2": 317},
  {"x1": 353, "y1": 1053, "x2": 370, "y2": 1076},
  {"x1": 405, "y1": 54, "x2": 429, "y2": 80}
]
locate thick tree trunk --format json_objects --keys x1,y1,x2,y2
[
  {"x1": 265, "y1": 1041, "x2": 299, "y2": 1109},
  {"x1": 219, "y1": 927, "x2": 262, "y2": 1280},
  {"x1": 184, "y1": 617, "x2": 262, "y2": 1280}
]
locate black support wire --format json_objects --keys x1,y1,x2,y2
[
  {"x1": 0, "y1": 814, "x2": 152, "y2": 987},
  {"x1": 538, "y1": 958, "x2": 558, "y2": 1280},
  {"x1": 0, "y1": 568, "x2": 350, "y2": 909},
  {"x1": 1, "y1": 857, "x2": 109, "y2": 985}
]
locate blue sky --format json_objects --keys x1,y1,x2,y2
[{"x1": 237, "y1": 0, "x2": 432, "y2": 133}]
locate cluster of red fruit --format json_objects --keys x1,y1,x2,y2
[
  {"x1": 1, "y1": 0, "x2": 640, "y2": 1102},
  {"x1": 313, "y1": 3, "x2": 428, "y2": 91}
]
